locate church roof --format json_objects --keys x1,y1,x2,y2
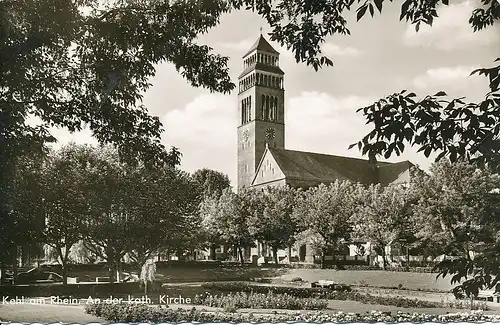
[
  {"x1": 238, "y1": 62, "x2": 285, "y2": 79},
  {"x1": 259, "y1": 148, "x2": 412, "y2": 186},
  {"x1": 243, "y1": 35, "x2": 280, "y2": 57}
]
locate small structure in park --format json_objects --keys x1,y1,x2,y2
[{"x1": 311, "y1": 280, "x2": 351, "y2": 291}]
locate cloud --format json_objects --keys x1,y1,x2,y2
[
  {"x1": 26, "y1": 115, "x2": 98, "y2": 148},
  {"x1": 321, "y1": 43, "x2": 362, "y2": 57},
  {"x1": 217, "y1": 38, "x2": 361, "y2": 60},
  {"x1": 161, "y1": 93, "x2": 238, "y2": 185},
  {"x1": 161, "y1": 91, "x2": 376, "y2": 187},
  {"x1": 286, "y1": 92, "x2": 373, "y2": 155},
  {"x1": 403, "y1": 0, "x2": 498, "y2": 50},
  {"x1": 162, "y1": 91, "x2": 435, "y2": 187},
  {"x1": 217, "y1": 40, "x2": 254, "y2": 52},
  {"x1": 412, "y1": 65, "x2": 479, "y2": 89}
]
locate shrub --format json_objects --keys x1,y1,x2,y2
[
  {"x1": 291, "y1": 277, "x2": 303, "y2": 282},
  {"x1": 85, "y1": 303, "x2": 498, "y2": 323},
  {"x1": 201, "y1": 282, "x2": 484, "y2": 310},
  {"x1": 193, "y1": 291, "x2": 328, "y2": 310}
]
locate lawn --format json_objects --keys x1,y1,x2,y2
[
  {"x1": 278, "y1": 269, "x2": 454, "y2": 291},
  {"x1": 65, "y1": 265, "x2": 287, "y2": 283},
  {"x1": 2, "y1": 299, "x2": 500, "y2": 323},
  {"x1": 2, "y1": 266, "x2": 482, "y2": 323}
]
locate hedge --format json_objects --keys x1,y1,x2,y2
[{"x1": 85, "y1": 303, "x2": 498, "y2": 323}]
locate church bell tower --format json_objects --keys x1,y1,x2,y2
[{"x1": 237, "y1": 34, "x2": 285, "y2": 190}]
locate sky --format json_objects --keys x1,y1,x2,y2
[{"x1": 52, "y1": 0, "x2": 499, "y2": 187}]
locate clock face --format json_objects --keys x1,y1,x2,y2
[
  {"x1": 242, "y1": 130, "x2": 250, "y2": 142},
  {"x1": 265, "y1": 128, "x2": 275, "y2": 140}
]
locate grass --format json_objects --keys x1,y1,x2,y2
[
  {"x1": 65, "y1": 265, "x2": 286, "y2": 283},
  {"x1": 279, "y1": 269, "x2": 455, "y2": 291}
]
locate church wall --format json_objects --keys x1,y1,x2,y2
[
  {"x1": 285, "y1": 178, "x2": 345, "y2": 190},
  {"x1": 390, "y1": 168, "x2": 411, "y2": 184},
  {"x1": 237, "y1": 121, "x2": 257, "y2": 189},
  {"x1": 252, "y1": 179, "x2": 287, "y2": 190},
  {"x1": 252, "y1": 150, "x2": 286, "y2": 186}
]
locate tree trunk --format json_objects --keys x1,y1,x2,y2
[
  {"x1": 272, "y1": 247, "x2": 278, "y2": 265},
  {"x1": 12, "y1": 246, "x2": 18, "y2": 278},
  {"x1": 238, "y1": 246, "x2": 244, "y2": 265},
  {"x1": 0, "y1": 255, "x2": 4, "y2": 284},
  {"x1": 108, "y1": 257, "x2": 116, "y2": 283},
  {"x1": 321, "y1": 248, "x2": 327, "y2": 269},
  {"x1": 210, "y1": 244, "x2": 216, "y2": 260},
  {"x1": 59, "y1": 246, "x2": 69, "y2": 285},
  {"x1": 288, "y1": 246, "x2": 292, "y2": 262},
  {"x1": 61, "y1": 262, "x2": 68, "y2": 284},
  {"x1": 381, "y1": 247, "x2": 387, "y2": 270},
  {"x1": 115, "y1": 256, "x2": 122, "y2": 283}
]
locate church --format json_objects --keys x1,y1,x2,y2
[{"x1": 236, "y1": 34, "x2": 414, "y2": 263}]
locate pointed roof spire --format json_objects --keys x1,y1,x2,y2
[{"x1": 243, "y1": 34, "x2": 279, "y2": 58}]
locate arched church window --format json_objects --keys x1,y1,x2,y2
[
  {"x1": 248, "y1": 96, "x2": 252, "y2": 121},
  {"x1": 261, "y1": 94, "x2": 266, "y2": 120},
  {"x1": 269, "y1": 97, "x2": 274, "y2": 121},
  {"x1": 241, "y1": 99, "x2": 245, "y2": 124},
  {"x1": 256, "y1": 73, "x2": 259, "y2": 85},
  {"x1": 265, "y1": 95, "x2": 270, "y2": 120},
  {"x1": 274, "y1": 97, "x2": 278, "y2": 121}
]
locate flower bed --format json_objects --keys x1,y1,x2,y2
[
  {"x1": 192, "y1": 291, "x2": 328, "y2": 310},
  {"x1": 201, "y1": 282, "x2": 485, "y2": 309},
  {"x1": 85, "y1": 303, "x2": 499, "y2": 323}
]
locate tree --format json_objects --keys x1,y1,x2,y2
[
  {"x1": 83, "y1": 146, "x2": 134, "y2": 282},
  {"x1": 292, "y1": 181, "x2": 359, "y2": 268},
  {"x1": 353, "y1": 183, "x2": 412, "y2": 270},
  {"x1": 41, "y1": 144, "x2": 93, "y2": 284},
  {"x1": 192, "y1": 169, "x2": 231, "y2": 199},
  {"x1": 200, "y1": 187, "x2": 255, "y2": 264},
  {"x1": 1, "y1": 148, "x2": 46, "y2": 281},
  {"x1": 192, "y1": 168, "x2": 231, "y2": 259},
  {"x1": 410, "y1": 160, "x2": 500, "y2": 298},
  {"x1": 126, "y1": 166, "x2": 199, "y2": 269},
  {"x1": 248, "y1": 186, "x2": 298, "y2": 264}
]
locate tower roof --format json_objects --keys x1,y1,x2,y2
[{"x1": 243, "y1": 35, "x2": 279, "y2": 57}]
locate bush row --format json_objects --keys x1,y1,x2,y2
[
  {"x1": 85, "y1": 303, "x2": 497, "y2": 323},
  {"x1": 200, "y1": 282, "x2": 482, "y2": 310},
  {"x1": 192, "y1": 291, "x2": 328, "y2": 311}
]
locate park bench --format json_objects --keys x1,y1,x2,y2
[{"x1": 95, "y1": 276, "x2": 110, "y2": 283}]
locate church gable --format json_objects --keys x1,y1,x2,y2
[
  {"x1": 378, "y1": 161, "x2": 413, "y2": 185},
  {"x1": 252, "y1": 148, "x2": 286, "y2": 187}
]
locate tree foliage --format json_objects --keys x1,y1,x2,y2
[
  {"x1": 353, "y1": 183, "x2": 412, "y2": 270},
  {"x1": 410, "y1": 160, "x2": 500, "y2": 298},
  {"x1": 192, "y1": 168, "x2": 231, "y2": 199},
  {"x1": 200, "y1": 187, "x2": 255, "y2": 264},
  {"x1": 248, "y1": 186, "x2": 298, "y2": 264},
  {"x1": 293, "y1": 181, "x2": 359, "y2": 268},
  {"x1": 41, "y1": 143, "x2": 94, "y2": 283}
]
